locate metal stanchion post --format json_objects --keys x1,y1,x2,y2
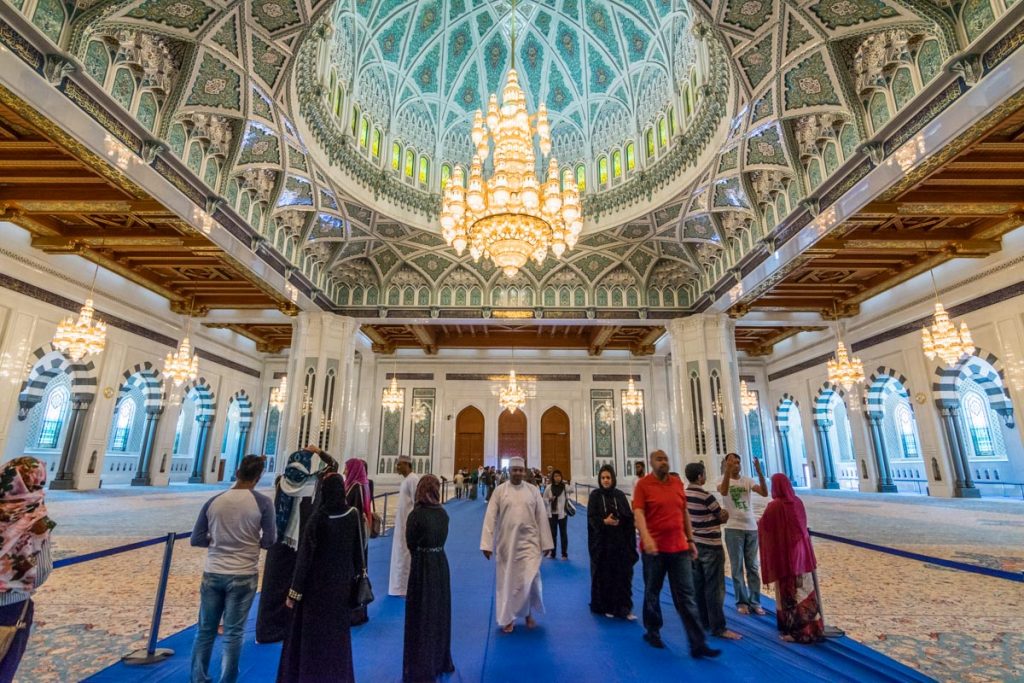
[
  {"x1": 122, "y1": 532, "x2": 176, "y2": 665},
  {"x1": 382, "y1": 495, "x2": 389, "y2": 536},
  {"x1": 809, "y1": 536, "x2": 845, "y2": 639}
]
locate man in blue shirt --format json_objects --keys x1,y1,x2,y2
[{"x1": 190, "y1": 455, "x2": 275, "y2": 683}]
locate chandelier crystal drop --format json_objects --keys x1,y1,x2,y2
[
  {"x1": 269, "y1": 376, "x2": 288, "y2": 411},
  {"x1": 739, "y1": 380, "x2": 758, "y2": 416},
  {"x1": 440, "y1": 8, "x2": 582, "y2": 278},
  {"x1": 622, "y1": 377, "x2": 644, "y2": 415},
  {"x1": 922, "y1": 302, "x2": 974, "y2": 367},
  {"x1": 382, "y1": 375, "x2": 404, "y2": 413},
  {"x1": 499, "y1": 370, "x2": 527, "y2": 413},
  {"x1": 53, "y1": 298, "x2": 107, "y2": 362},
  {"x1": 164, "y1": 336, "x2": 199, "y2": 388},
  {"x1": 826, "y1": 341, "x2": 865, "y2": 391}
]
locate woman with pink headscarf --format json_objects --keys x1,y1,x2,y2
[
  {"x1": 757, "y1": 473, "x2": 824, "y2": 643},
  {"x1": 0, "y1": 457, "x2": 56, "y2": 680},
  {"x1": 344, "y1": 458, "x2": 373, "y2": 626}
]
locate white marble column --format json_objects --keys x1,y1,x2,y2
[{"x1": 666, "y1": 314, "x2": 748, "y2": 474}]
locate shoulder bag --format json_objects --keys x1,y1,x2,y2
[
  {"x1": 350, "y1": 510, "x2": 375, "y2": 609},
  {"x1": 564, "y1": 493, "x2": 576, "y2": 517},
  {"x1": 0, "y1": 599, "x2": 29, "y2": 659}
]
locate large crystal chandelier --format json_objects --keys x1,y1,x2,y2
[
  {"x1": 921, "y1": 272, "x2": 974, "y2": 367},
  {"x1": 269, "y1": 375, "x2": 288, "y2": 411},
  {"x1": 922, "y1": 302, "x2": 974, "y2": 367},
  {"x1": 827, "y1": 341, "x2": 865, "y2": 391},
  {"x1": 623, "y1": 377, "x2": 643, "y2": 415},
  {"x1": 53, "y1": 299, "x2": 107, "y2": 362},
  {"x1": 53, "y1": 265, "x2": 107, "y2": 362},
  {"x1": 739, "y1": 380, "x2": 758, "y2": 415},
  {"x1": 164, "y1": 303, "x2": 199, "y2": 387},
  {"x1": 440, "y1": 1, "x2": 581, "y2": 277},
  {"x1": 499, "y1": 370, "x2": 527, "y2": 413},
  {"x1": 382, "y1": 374, "x2": 404, "y2": 413}
]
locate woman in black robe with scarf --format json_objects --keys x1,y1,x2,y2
[
  {"x1": 256, "y1": 446, "x2": 336, "y2": 643},
  {"x1": 403, "y1": 475, "x2": 455, "y2": 682},
  {"x1": 587, "y1": 464, "x2": 639, "y2": 619},
  {"x1": 277, "y1": 473, "x2": 363, "y2": 683}
]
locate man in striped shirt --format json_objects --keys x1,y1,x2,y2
[{"x1": 685, "y1": 462, "x2": 741, "y2": 640}]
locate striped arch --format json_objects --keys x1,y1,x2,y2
[
  {"x1": 17, "y1": 344, "x2": 97, "y2": 418},
  {"x1": 119, "y1": 362, "x2": 164, "y2": 414},
  {"x1": 776, "y1": 393, "x2": 799, "y2": 423},
  {"x1": 813, "y1": 382, "x2": 846, "y2": 423},
  {"x1": 228, "y1": 389, "x2": 254, "y2": 426},
  {"x1": 866, "y1": 367, "x2": 910, "y2": 418},
  {"x1": 932, "y1": 348, "x2": 1014, "y2": 427},
  {"x1": 183, "y1": 378, "x2": 216, "y2": 419}
]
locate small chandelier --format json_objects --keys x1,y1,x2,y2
[
  {"x1": 440, "y1": 0, "x2": 581, "y2": 277},
  {"x1": 827, "y1": 341, "x2": 865, "y2": 391},
  {"x1": 164, "y1": 336, "x2": 199, "y2": 388},
  {"x1": 739, "y1": 380, "x2": 758, "y2": 415},
  {"x1": 597, "y1": 399, "x2": 615, "y2": 424},
  {"x1": 499, "y1": 370, "x2": 527, "y2": 413},
  {"x1": 53, "y1": 299, "x2": 107, "y2": 362},
  {"x1": 269, "y1": 376, "x2": 288, "y2": 411},
  {"x1": 922, "y1": 302, "x2": 974, "y2": 367},
  {"x1": 382, "y1": 374, "x2": 404, "y2": 413},
  {"x1": 410, "y1": 400, "x2": 430, "y2": 423},
  {"x1": 622, "y1": 377, "x2": 644, "y2": 415}
]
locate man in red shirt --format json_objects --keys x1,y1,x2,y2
[{"x1": 633, "y1": 450, "x2": 722, "y2": 658}]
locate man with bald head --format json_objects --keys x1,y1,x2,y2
[
  {"x1": 480, "y1": 456, "x2": 553, "y2": 633},
  {"x1": 633, "y1": 450, "x2": 721, "y2": 658}
]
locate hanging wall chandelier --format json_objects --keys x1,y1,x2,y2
[
  {"x1": 440, "y1": 0, "x2": 581, "y2": 277},
  {"x1": 53, "y1": 265, "x2": 106, "y2": 362},
  {"x1": 922, "y1": 302, "x2": 974, "y2": 367},
  {"x1": 269, "y1": 375, "x2": 288, "y2": 411},
  {"x1": 739, "y1": 380, "x2": 758, "y2": 415},
  {"x1": 163, "y1": 303, "x2": 199, "y2": 388},
  {"x1": 499, "y1": 370, "x2": 527, "y2": 413},
  {"x1": 827, "y1": 341, "x2": 865, "y2": 391},
  {"x1": 622, "y1": 377, "x2": 644, "y2": 415},
  {"x1": 382, "y1": 374, "x2": 404, "y2": 413}
]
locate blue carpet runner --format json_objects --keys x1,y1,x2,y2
[{"x1": 89, "y1": 498, "x2": 934, "y2": 682}]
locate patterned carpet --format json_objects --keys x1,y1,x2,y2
[{"x1": 18, "y1": 485, "x2": 1024, "y2": 682}]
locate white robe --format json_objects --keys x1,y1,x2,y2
[
  {"x1": 480, "y1": 481, "x2": 554, "y2": 626},
  {"x1": 388, "y1": 472, "x2": 420, "y2": 596}
]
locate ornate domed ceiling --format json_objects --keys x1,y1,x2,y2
[{"x1": 327, "y1": 0, "x2": 695, "y2": 166}]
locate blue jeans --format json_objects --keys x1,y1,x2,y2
[
  {"x1": 641, "y1": 552, "x2": 707, "y2": 651},
  {"x1": 724, "y1": 529, "x2": 761, "y2": 608},
  {"x1": 190, "y1": 572, "x2": 258, "y2": 683}
]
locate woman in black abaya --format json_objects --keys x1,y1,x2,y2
[
  {"x1": 403, "y1": 474, "x2": 455, "y2": 682},
  {"x1": 256, "y1": 446, "x2": 336, "y2": 643},
  {"x1": 277, "y1": 473, "x2": 363, "y2": 683},
  {"x1": 587, "y1": 464, "x2": 638, "y2": 620}
]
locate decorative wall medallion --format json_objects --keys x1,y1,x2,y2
[
  {"x1": 103, "y1": 387, "x2": 115, "y2": 399},
  {"x1": 915, "y1": 392, "x2": 926, "y2": 404}
]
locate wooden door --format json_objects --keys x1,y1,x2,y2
[
  {"x1": 541, "y1": 406, "x2": 571, "y2": 481},
  {"x1": 498, "y1": 409, "x2": 527, "y2": 467},
  {"x1": 454, "y1": 406, "x2": 484, "y2": 474}
]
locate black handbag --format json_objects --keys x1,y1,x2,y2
[
  {"x1": 350, "y1": 510, "x2": 375, "y2": 609},
  {"x1": 564, "y1": 496, "x2": 576, "y2": 517}
]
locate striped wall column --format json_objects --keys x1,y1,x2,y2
[
  {"x1": 865, "y1": 415, "x2": 898, "y2": 493},
  {"x1": 131, "y1": 409, "x2": 162, "y2": 486},
  {"x1": 50, "y1": 401, "x2": 91, "y2": 490},
  {"x1": 230, "y1": 424, "x2": 251, "y2": 480},
  {"x1": 936, "y1": 400, "x2": 980, "y2": 498},
  {"x1": 776, "y1": 426, "x2": 794, "y2": 483},
  {"x1": 814, "y1": 420, "x2": 840, "y2": 489},
  {"x1": 188, "y1": 416, "x2": 214, "y2": 483}
]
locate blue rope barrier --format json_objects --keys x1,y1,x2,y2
[
  {"x1": 53, "y1": 531, "x2": 192, "y2": 569},
  {"x1": 809, "y1": 530, "x2": 1024, "y2": 583}
]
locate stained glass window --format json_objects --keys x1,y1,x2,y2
[
  {"x1": 895, "y1": 403, "x2": 919, "y2": 458},
  {"x1": 404, "y1": 149, "x2": 414, "y2": 177},
  {"x1": 575, "y1": 165, "x2": 585, "y2": 192},
  {"x1": 598, "y1": 157, "x2": 608, "y2": 185},
  {"x1": 612, "y1": 150, "x2": 622, "y2": 177},
  {"x1": 964, "y1": 391, "x2": 995, "y2": 456},
  {"x1": 38, "y1": 385, "x2": 70, "y2": 449},
  {"x1": 625, "y1": 143, "x2": 635, "y2": 171},
  {"x1": 418, "y1": 156, "x2": 429, "y2": 184},
  {"x1": 371, "y1": 128, "x2": 381, "y2": 158},
  {"x1": 658, "y1": 117, "x2": 668, "y2": 147},
  {"x1": 358, "y1": 117, "x2": 370, "y2": 148},
  {"x1": 441, "y1": 163, "x2": 452, "y2": 188},
  {"x1": 392, "y1": 142, "x2": 402, "y2": 171},
  {"x1": 110, "y1": 398, "x2": 135, "y2": 451}
]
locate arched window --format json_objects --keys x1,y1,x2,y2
[
  {"x1": 598, "y1": 157, "x2": 608, "y2": 185},
  {"x1": 658, "y1": 117, "x2": 669, "y2": 148},
  {"x1": 351, "y1": 106, "x2": 359, "y2": 136},
  {"x1": 110, "y1": 398, "x2": 136, "y2": 451},
  {"x1": 561, "y1": 168, "x2": 573, "y2": 190},
  {"x1": 38, "y1": 384, "x2": 70, "y2": 449},
  {"x1": 418, "y1": 156, "x2": 429, "y2": 184},
  {"x1": 645, "y1": 128, "x2": 655, "y2": 158},
  {"x1": 668, "y1": 108, "x2": 676, "y2": 135},
  {"x1": 404, "y1": 149, "x2": 415, "y2": 178},
  {"x1": 575, "y1": 164, "x2": 586, "y2": 192},
  {"x1": 625, "y1": 143, "x2": 635, "y2": 171},
  {"x1": 358, "y1": 116, "x2": 370, "y2": 148},
  {"x1": 371, "y1": 128, "x2": 382, "y2": 158},
  {"x1": 963, "y1": 392, "x2": 995, "y2": 456},
  {"x1": 441, "y1": 163, "x2": 452, "y2": 188},
  {"x1": 893, "y1": 402, "x2": 920, "y2": 458},
  {"x1": 392, "y1": 142, "x2": 402, "y2": 172},
  {"x1": 612, "y1": 150, "x2": 622, "y2": 178}
]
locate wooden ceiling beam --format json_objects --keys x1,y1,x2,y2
[
  {"x1": 360, "y1": 325, "x2": 395, "y2": 355},
  {"x1": 406, "y1": 324, "x2": 438, "y2": 355},
  {"x1": 588, "y1": 325, "x2": 620, "y2": 357}
]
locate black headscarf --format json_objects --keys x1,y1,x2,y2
[{"x1": 318, "y1": 472, "x2": 348, "y2": 515}]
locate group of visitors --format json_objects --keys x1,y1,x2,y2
[{"x1": 186, "y1": 449, "x2": 453, "y2": 683}]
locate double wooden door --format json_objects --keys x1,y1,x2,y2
[
  {"x1": 454, "y1": 406, "x2": 484, "y2": 474},
  {"x1": 541, "y1": 407, "x2": 571, "y2": 480}
]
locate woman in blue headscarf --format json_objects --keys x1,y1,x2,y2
[{"x1": 256, "y1": 445, "x2": 337, "y2": 643}]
